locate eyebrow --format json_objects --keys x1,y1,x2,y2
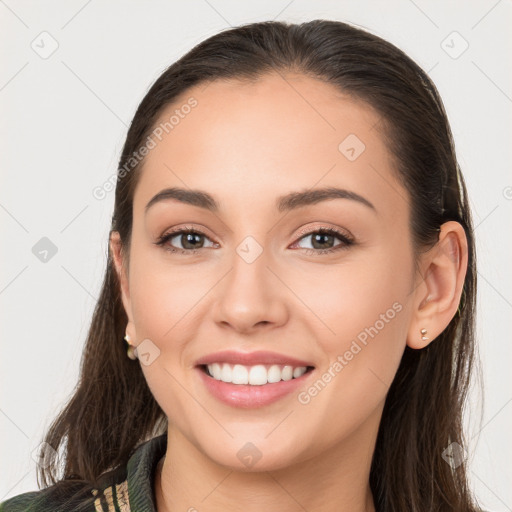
[{"x1": 145, "y1": 186, "x2": 376, "y2": 214}]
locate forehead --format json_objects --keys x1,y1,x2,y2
[{"x1": 133, "y1": 72, "x2": 407, "y2": 221}]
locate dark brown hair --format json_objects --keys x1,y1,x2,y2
[{"x1": 30, "y1": 19, "x2": 481, "y2": 511}]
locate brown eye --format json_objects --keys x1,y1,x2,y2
[
  {"x1": 292, "y1": 227, "x2": 354, "y2": 255},
  {"x1": 155, "y1": 228, "x2": 217, "y2": 254},
  {"x1": 173, "y1": 231, "x2": 206, "y2": 250}
]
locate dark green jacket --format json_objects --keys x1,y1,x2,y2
[{"x1": 0, "y1": 434, "x2": 167, "y2": 512}]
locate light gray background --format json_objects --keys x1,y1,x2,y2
[{"x1": 1, "y1": 1, "x2": 511, "y2": 510}]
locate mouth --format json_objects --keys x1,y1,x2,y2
[
  {"x1": 198, "y1": 363, "x2": 315, "y2": 386},
  {"x1": 194, "y1": 350, "x2": 316, "y2": 408}
]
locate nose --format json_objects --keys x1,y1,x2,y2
[{"x1": 211, "y1": 244, "x2": 289, "y2": 335}]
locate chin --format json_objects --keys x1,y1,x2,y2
[{"x1": 197, "y1": 435, "x2": 311, "y2": 473}]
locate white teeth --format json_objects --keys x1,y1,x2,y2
[
  {"x1": 232, "y1": 364, "x2": 249, "y2": 384},
  {"x1": 267, "y1": 365, "x2": 282, "y2": 383},
  {"x1": 293, "y1": 367, "x2": 307, "y2": 378},
  {"x1": 281, "y1": 366, "x2": 293, "y2": 381},
  {"x1": 248, "y1": 365, "x2": 267, "y2": 385},
  {"x1": 220, "y1": 363, "x2": 232, "y2": 383},
  {"x1": 210, "y1": 363, "x2": 222, "y2": 380},
  {"x1": 206, "y1": 363, "x2": 309, "y2": 385}
]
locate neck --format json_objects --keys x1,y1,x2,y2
[{"x1": 155, "y1": 410, "x2": 381, "y2": 512}]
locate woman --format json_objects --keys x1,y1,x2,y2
[{"x1": 0, "y1": 19, "x2": 482, "y2": 512}]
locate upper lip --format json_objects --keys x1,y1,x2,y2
[{"x1": 195, "y1": 350, "x2": 314, "y2": 368}]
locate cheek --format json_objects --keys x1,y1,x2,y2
[
  {"x1": 128, "y1": 240, "x2": 206, "y2": 340},
  {"x1": 298, "y1": 248, "x2": 412, "y2": 406},
  {"x1": 127, "y1": 254, "x2": 198, "y2": 423},
  {"x1": 302, "y1": 251, "x2": 411, "y2": 346},
  {"x1": 127, "y1": 245, "x2": 217, "y2": 391}
]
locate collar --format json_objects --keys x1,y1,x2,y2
[
  {"x1": 93, "y1": 433, "x2": 167, "y2": 512},
  {"x1": 126, "y1": 433, "x2": 167, "y2": 511}
]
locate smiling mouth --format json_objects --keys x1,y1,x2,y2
[{"x1": 199, "y1": 363, "x2": 315, "y2": 386}]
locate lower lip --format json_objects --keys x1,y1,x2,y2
[{"x1": 196, "y1": 367, "x2": 314, "y2": 408}]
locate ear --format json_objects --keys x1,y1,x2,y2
[
  {"x1": 109, "y1": 231, "x2": 136, "y2": 338},
  {"x1": 406, "y1": 221, "x2": 468, "y2": 349}
]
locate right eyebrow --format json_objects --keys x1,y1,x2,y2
[{"x1": 145, "y1": 188, "x2": 218, "y2": 214}]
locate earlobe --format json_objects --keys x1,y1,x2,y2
[{"x1": 406, "y1": 221, "x2": 468, "y2": 350}]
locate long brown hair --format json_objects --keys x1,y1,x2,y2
[{"x1": 32, "y1": 20, "x2": 481, "y2": 511}]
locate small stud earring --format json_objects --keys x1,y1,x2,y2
[
  {"x1": 420, "y1": 328, "x2": 429, "y2": 341},
  {"x1": 124, "y1": 333, "x2": 138, "y2": 360}
]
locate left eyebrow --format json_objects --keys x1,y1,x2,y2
[
  {"x1": 144, "y1": 186, "x2": 377, "y2": 214},
  {"x1": 276, "y1": 186, "x2": 377, "y2": 214}
]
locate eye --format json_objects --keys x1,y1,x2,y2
[
  {"x1": 154, "y1": 226, "x2": 354, "y2": 256},
  {"x1": 291, "y1": 227, "x2": 354, "y2": 256},
  {"x1": 154, "y1": 227, "x2": 218, "y2": 254}
]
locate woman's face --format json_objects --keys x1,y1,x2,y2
[{"x1": 115, "y1": 73, "x2": 419, "y2": 470}]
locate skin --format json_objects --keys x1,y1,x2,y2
[{"x1": 110, "y1": 72, "x2": 468, "y2": 512}]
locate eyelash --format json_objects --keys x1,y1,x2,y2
[{"x1": 154, "y1": 226, "x2": 354, "y2": 256}]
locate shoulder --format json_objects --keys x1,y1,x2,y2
[
  {"x1": 0, "y1": 476, "x2": 126, "y2": 512},
  {"x1": 0, "y1": 490, "x2": 50, "y2": 511},
  {"x1": 0, "y1": 434, "x2": 166, "y2": 512},
  {"x1": 0, "y1": 479, "x2": 128, "y2": 512}
]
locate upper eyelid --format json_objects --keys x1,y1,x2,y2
[{"x1": 293, "y1": 224, "x2": 352, "y2": 240}]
